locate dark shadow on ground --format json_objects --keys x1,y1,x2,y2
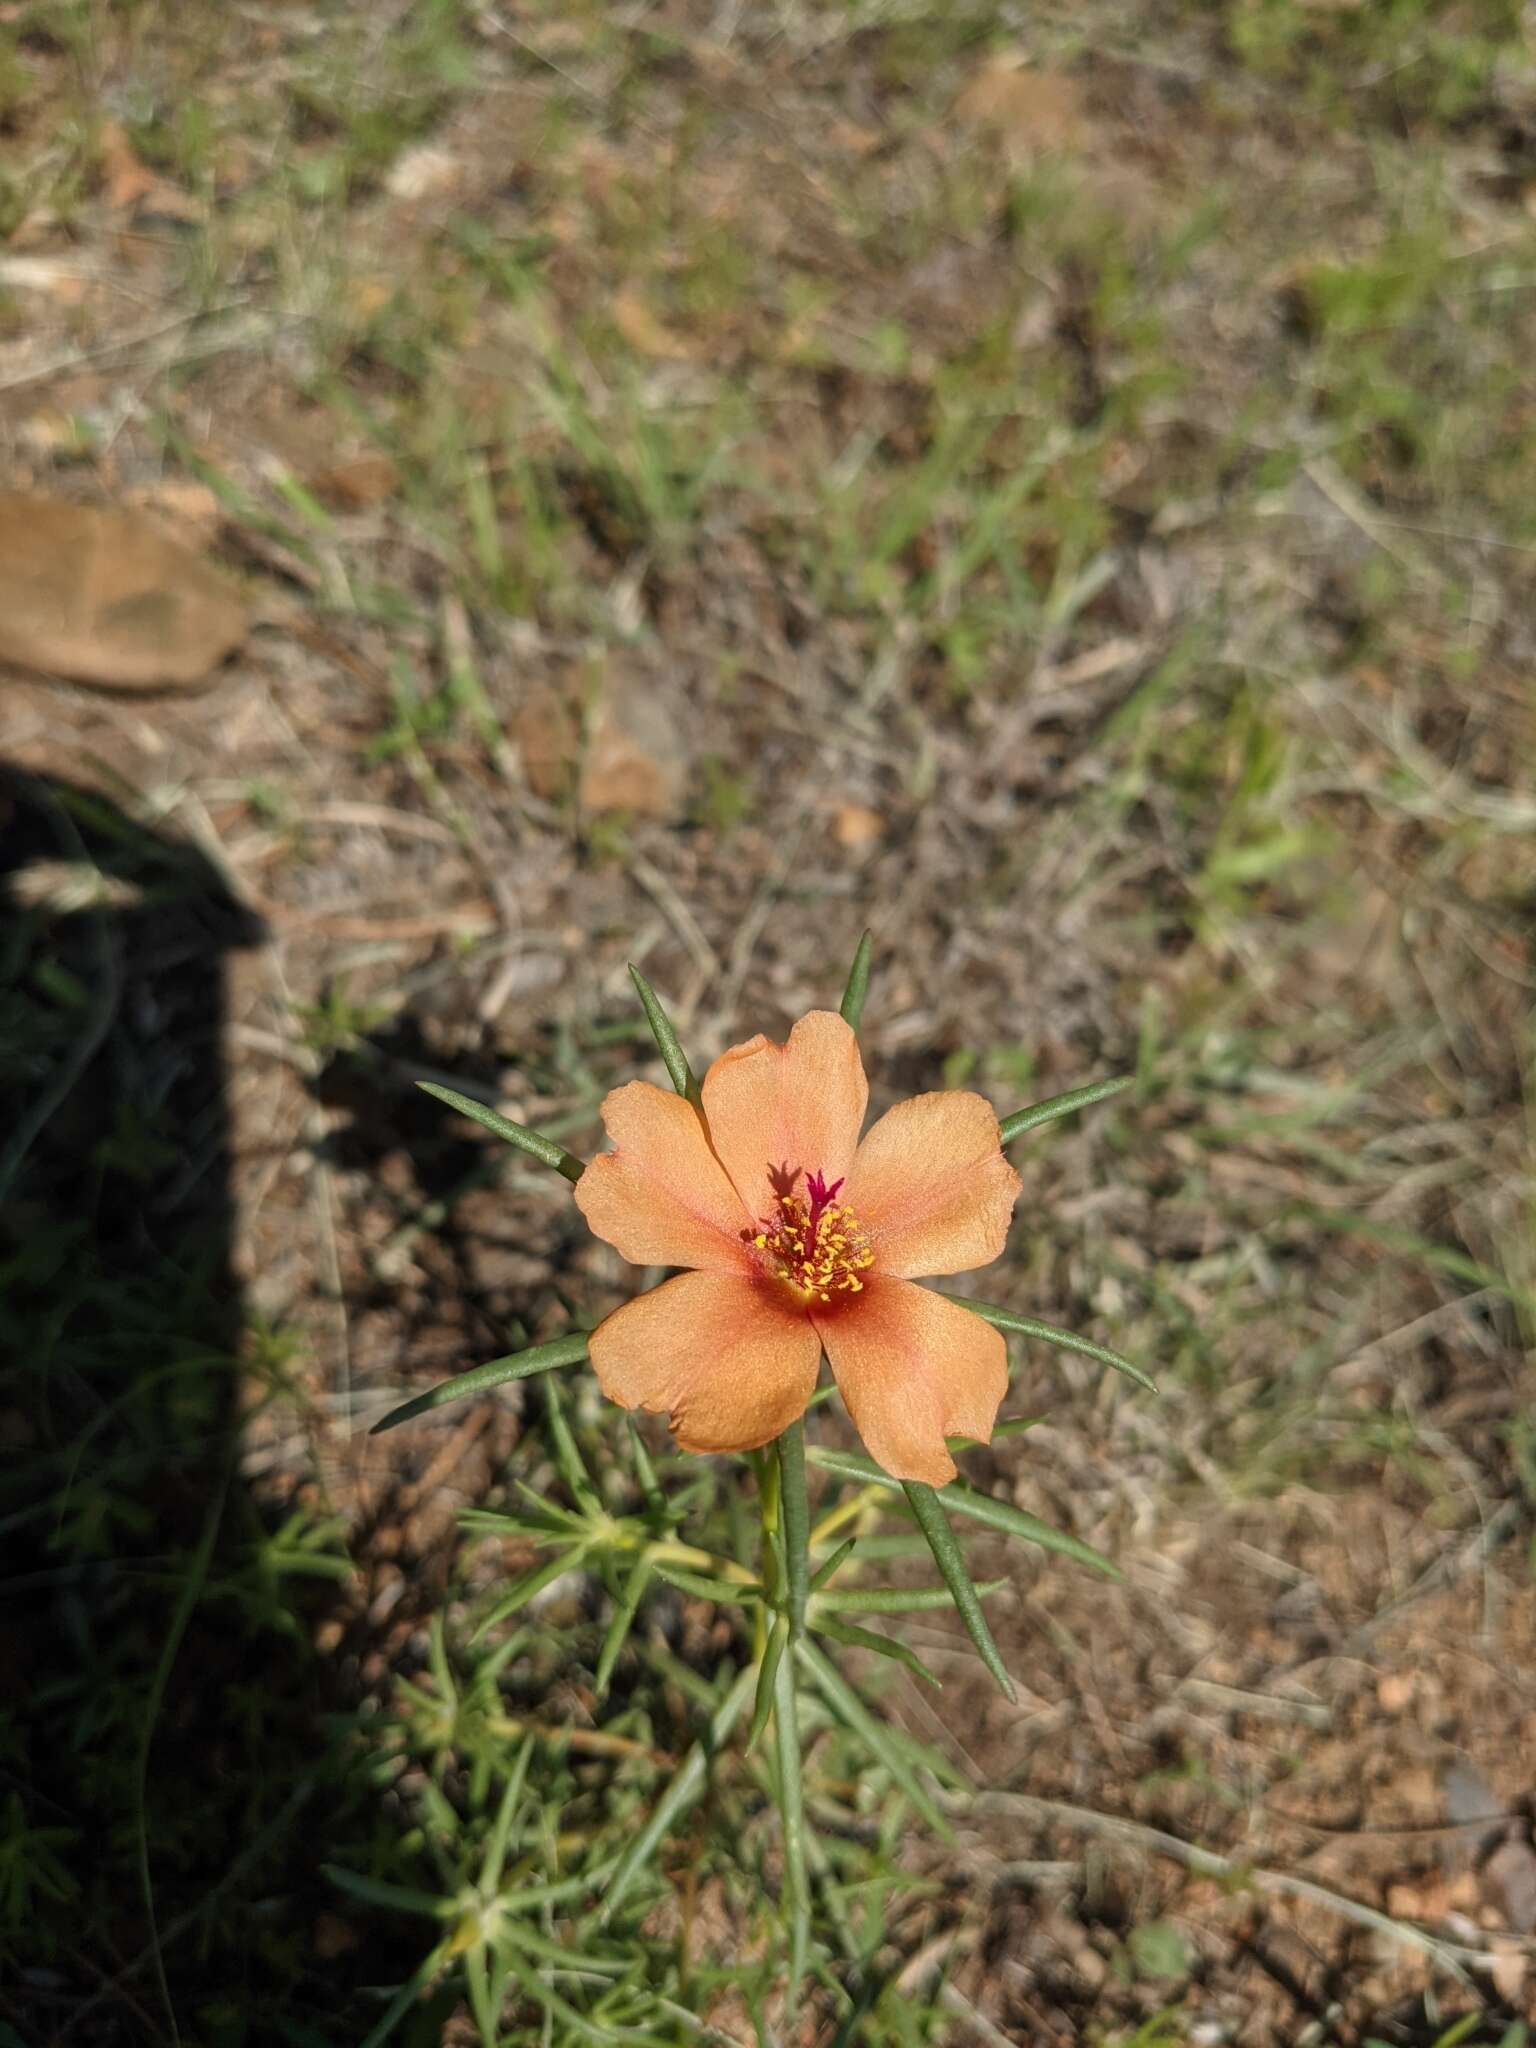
[{"x1": 0, "y1": 769, "x2": 443, "y2": 2047}]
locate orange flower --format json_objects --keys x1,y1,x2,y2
[{"x1": 575, "y1": 1011, "x2": 1022, "y2": 1486}]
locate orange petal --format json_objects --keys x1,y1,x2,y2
[
  {"x1": 575, "y1": 1080, "x2": 753, "y2": 1272},
  {"x1": 589, "y1": 1270, "x2": 822, "y2": 1453},
  {"x1": 701, "y1": 1010, "x2": 868, "y2": 1226},
  {"x1": 813, "y1": 1278, "x2": 1008, "y2": 1485},
  {"x1": 845, "y1": 1091, "x2": 1021, "y2": 1278}
]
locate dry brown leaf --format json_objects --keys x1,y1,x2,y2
[
  {"x1": 96, "y1": 120, "x2": 199, "y2": 223},
  {"x1": 125, "y1": 479, "x2": 225, "y2": 548},
  {"x1": 97, "y1": 120, "x2": 158, "y2": 212},
  {"x1": 953, "y1": 57, "x2": 1087, "y2": 167},
  {"x1": 612, "y1": 290, "x2": 696, "y2": 362},
  {"x1": 385, "y1": 145, "x2": 462, "y2": 203},
  {"x1": 1490, "y1": 1941, "x2": 1528, "y2": 2003},
  {"x1": 580, "y1": 681, "x2": 688, "y2": 818},
  {"x1": 832, "y1": 802, "x2": 885, "y2": 851},
  {"x1": 513, "y1": 685, "x2": 579, "y2": 803},
  {"x1": 310, "y1": 453, "x2": 401, "y2": 512},
  {"x1": 0, "y1": 495, "x2": 249, "y2": 690}
]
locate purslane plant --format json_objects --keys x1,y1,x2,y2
[{"x1": 372, "y1": 935, "x2": 1148, "y2": 2023}]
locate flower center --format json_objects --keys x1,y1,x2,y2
[{"x1": 742, "y1": 1162, "x2": 875, "y2": 1305}]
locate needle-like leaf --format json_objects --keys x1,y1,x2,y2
[
  {"x1": 815, "y1": 1615, "x2": 942, "y2": 1689},
  {"x1": 816, "y1": 1578, "x2": 1006, "y2": 1615},
  {"x1": 902, "y1": 1480, "x2": 1015, "y2": 1699},
  {"x1": 839, "y1": 929, "x2": 873, "y2": 1031},
  {"x1": 745, "y1": 1618, "x2": 789, "y2": 1758},
  {"x1": 369, "y1": 1332, "x2": 589, "y2": 1435},
  {"x1": 601, "y1": 1664, "x2": 756, "y2": 1917},
  {"x1": 628, "y1": 963, "x2": 702, "y2": 1107},
  {"x1": 652, "y1": 1562, "x2": 763, "y2": 1605},
  {"x1": 955, "y1": 1298, "x2": 1157, "y2": 1393},
  {"x1": 416, "y1": 1080, "x2": 585, "y2": 1181},
  {"x1": 797, "y1": 1639, "x2": 951, "y2": 1836},
  {"x1": 998, "y1": 1074, "x2": 1131, "y2": 1145},
  {"x1": 594, "y1": 1555, "x2": 653, "y2": 1699},
  {"x1": 804, "y1": 1445, "x2": 1119, "y2": 1579}
]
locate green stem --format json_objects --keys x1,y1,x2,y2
[
  {"x1": 766, "y1": 1423, "x2": 813, "y2": 2014},
  {"x1": 778, "y1": 1422, "x2": 810, "y2": 1636},
  {"x1": 773, "y1": 1634, "x2": 810, "y2": 2007}
]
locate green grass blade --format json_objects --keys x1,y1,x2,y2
[
  {"x1": 815, "y1": 1615, "x2": 942, "y2": 1689},
  {"x1": 817, "y1": 1578, "x2": 1006, "y2": 1615},
  {"x1": 796, "y1": 1639, "x2": 951, "y2": 1837},
  {"x1": 998, "y1": 1074, "x2": 1131, "y2": 1145},
  {"x1": 416, "y1": 1080, "x2": 585, "y2": 1182},
  {"x1": 838, "y1": 930, "x2": 873, "y2": 1031},
  {"x1": 594, "y1": 1556, "x2": 653, "y2": 1699},
  {"x1": 746, "y1": 1617, "x2": 788, "y2": 1757},
  {"x1": 628, "y1": 963, "x2": 702, "y2": 1107},
  {"x1": 805, "y1": 1444, "x2": 1119, "y2": 1579},
  {"x1": 902, "y1": 1481, "x2": 1016, "y2": 1701},
  {"x1": 601, "y1": 1663, "x2": 756, "y2": 1918},
  {"x1": 955, "y1": 1297, "x2": 1158, "y2": 1393},
  {"x1": 369, "y1": 1332, "x2": 589, "y2": 1435}
]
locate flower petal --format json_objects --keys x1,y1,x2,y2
[
  {"x1": 575, "y1": 1081, "x2": 753, "y2": 1272},
  {"x1": 701, "y1": 1010, "x2": 868, "y2": 1226},
  {"x1": 845, "y1": 1091, "x2": 1021, "y2": 1278},
  {"x1": 813, "y1": 1278, "x2": 1008, "y2": 1486},
  {"x1": 589, "y1": 1271, "x2": 822, "y2": 1453}
]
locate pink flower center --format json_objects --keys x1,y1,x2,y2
[{"x1": 742, "y1": 1162, "x2": 875, "y2": 1305}]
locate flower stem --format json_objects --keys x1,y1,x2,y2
[
  {"x1": 766, "y1": 1421, "x2": 813, "y2": 2013},
  {"x1": 772, "y1": 1629, "x2": 810, "y2": 2006},
  {"x1": 778, "y1": 1421, "x2": 810, "y2": 1636}
]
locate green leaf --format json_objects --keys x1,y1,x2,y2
[
  {"x1": 594, "y1": 1556, "x2": 653, "y2": 1698},
  {"x1": 805, "y1": 1445, "x2": 1119, "y2": 1579},
  {"x1": 998, "y1": 1074, "x2": 1131, "y2": 1145},
  {"x1": 746, "y1": 1617, "x2": 789, "y2": 1757},
  {"x1": 796, "y1": 1640, "x2": 951, "y2": 1838},
  {"x1": 323, "y1": 1865, "x2": 457, "y2": 1918},
  {"x1": 624, "y1": 1417, "x2": 664, "y2": 1512},
  {"x1": 497, "y1": 1940, "x2": 670, "y2": 2046},
  {"x1": 901, "y1": 1481, "x2": 1016, "y2": 1700},
  {"x1": 628, "y1": 963, "x2": 701, "y2": 1107},
  {"x1": 370, "y1": 1332, "x2": 589, "y2": 1435},
  {"x1": 809, "y1": 1535, "x2": 858, "y2": 1592},
  {"x1": 651, "y1": 1562, "x2": 762, "y2": 1605},
  {"x1": 1127, "y1": 1920, "x2": 1192, "y2": 1982},
  {"x1": 816, "y1": 1579, "x2": 1006, "y2": 1615},
  {"x1": 542, "y1": 1370, "x2": 599, "y2": 1510},
  {"x1": 470, "y1": 1544, "x2": 588, "y2": 1642},
  {"x1": 815, "y1": 1616, "x2": 942, "y2": 1689},
  {"x1": 416, "y1": 1080, "x2": 585, "y2": 1182},
  {"x1": 954, "y1": 1297, "x2": 1157, "y2": 1393},
  {"x1": 839, "y1": 930, "x2": 873, "y2": 1031},
  {"x1": 480, "y1": 1737, "x2": 534, "y2": 1894},
  {"x1": 601, "y1": 1664, "x2": 756, "y2": 1917}
]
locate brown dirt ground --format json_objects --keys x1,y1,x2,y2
[{"x1": 4, "y1": 2, "x2": 1535, "y2": 2042}]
